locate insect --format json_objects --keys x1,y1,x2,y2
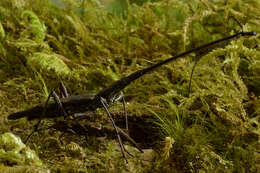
[{"x1": 8, "y1": 18, "x2": 256, "y2": 162}]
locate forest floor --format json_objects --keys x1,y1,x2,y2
[{"x1": 0, "y1": 0, "x2": 260, "y2": 172}]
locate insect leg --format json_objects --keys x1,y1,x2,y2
[
  {"x1": 188, "y1": 57, "x2": 200, "y2": 96},
  {"x1": 24, "y1": 118, "x2": 42, "y2": 144},
  {"x1": 24, "y1": 81, "x2": 83, "y2": 144},
  {"x1": 24, "y1": 91, "x2": 54, "y2": 144},
  {"x1": 52, "y1": 91, "x2": 69, "y2": 117},
  {"x1": 117, "y1": 127, "x2": 143, "y2": 153},
  {"x1": 100, "y1": 97, "x2": 128, "y2": 163},
  {"x1": 52, "y1": 87, "x2": 89, "y2": 140},
  {"x1": 25, "y1": 90, "x2": 69, "y2": 144},
  {"x1": 59, "y1": 81, "x2": 69, "y2": 98},
  {"x1": 114, "y1": 92, "x2": 128, "y2": 131}
]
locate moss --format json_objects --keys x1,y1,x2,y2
[
  {"x1": 21, "y1": 10, "x2": 46, "y2": 43},
  {"x1": 0, "y1": 0, "x2": 259, "y2": 172},
  {"x1": 27, "y1": 52, "x2": 71, "y2": 76},
  {"x1": 0, "y1": 22, "x2": 5, "y2": 41},
  {"x1": 0, "y1": 133, "x2": 47, "y2": 172}
]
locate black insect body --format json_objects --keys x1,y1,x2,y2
[{"x1": 8, "y1": 21, "x2": 256, "y2": 162}]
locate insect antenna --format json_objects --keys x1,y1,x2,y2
[
  {"x1": 187, "y1": 16, "x2": 254, "y2": 95},
  {"x1": 230, "y1": 16, "x2": 244, "y2": 32}
]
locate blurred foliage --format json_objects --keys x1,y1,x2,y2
[{"x1": 0, "y1": 0, "x2": 259, "y2": 172}]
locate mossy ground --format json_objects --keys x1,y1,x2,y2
[{"x1": 0, "y1": 0, "x2": 260, "y2": 172}]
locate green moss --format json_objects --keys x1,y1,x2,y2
[
  {"x1": 0, "y1": 0, "x2": 259, "y2": 172},
  {"x1": 27, "y1": 52, "x2": 71, "y2": 76},
  {"x1": 0, "y1": 133, "x2": 45, "y2": 167},
  {"x1": 0, "y1": 22, "x2": 5, "y2": 41},
  {"x1": 21, "y1": 10, "x2": 46, "y2": 43}
]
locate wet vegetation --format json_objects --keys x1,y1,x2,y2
[{"x1": 0, "y1": 0, "x2": 260, "y2": 172}]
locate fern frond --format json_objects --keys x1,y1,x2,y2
[
  {"x1": 27, "y1": 52, "x2": 71, "y2": 76},
  {"x1": 0, "y1": 22, "x2": 5, "y2": 40},
  {"x1": 21, "y1": 10, "x2": 46, "y2": 42}
]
